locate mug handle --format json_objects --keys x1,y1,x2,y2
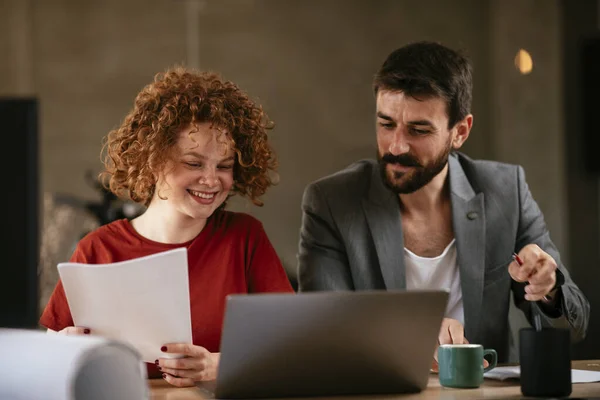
[{"x1": 483, "y1": 349, "x2": 498, "y2": 372}]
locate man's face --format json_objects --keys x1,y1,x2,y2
[{"x1": 376, "y1": 90, "x2": 459, "y2": 194}]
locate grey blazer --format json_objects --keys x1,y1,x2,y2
[{"x1": 297, "y1": 152, "x2": 589, "y2": 362}]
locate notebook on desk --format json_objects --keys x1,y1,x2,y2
[
  {"x1": 484, "y1": 365, "x2": 600, "y2": 383},
  {"x1": 199, "y1": 290, "x2": 448, "y2": 399}
]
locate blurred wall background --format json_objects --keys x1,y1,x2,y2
[{"x1": 0, "y1": 0, "x2": 598, "y2": 360}]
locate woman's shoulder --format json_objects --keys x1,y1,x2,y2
[
  {"x1": 75, "y1": 219, "x2": 132, "y2": 251},
  {"x1": 72, "y1": 219, "x2": 185, "y2": 264}
]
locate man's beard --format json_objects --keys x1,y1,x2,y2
[{"x1": 378, "y1": 143, "x2": 452, "y2": 194}]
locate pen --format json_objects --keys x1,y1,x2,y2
[{"x1": 513, "y1": 253, "x2": 543, "y2": 332}]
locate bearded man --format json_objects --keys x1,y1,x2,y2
[{"x1": 297, "y1": 41, "x2": 589, "y2": 364}]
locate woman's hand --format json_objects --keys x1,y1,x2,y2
[
  {"x1": 55, "y1": 326, "x2": 91, "y2": 335},
  {"x1": 156, "y1": 343, "x2": 220, "y2": 387}
]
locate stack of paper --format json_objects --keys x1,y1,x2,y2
[
  {"x1": 484, "y1": 365, "x2": 600, "y2": 383},
  {"x1": 0, "y1": 328, "x2": 148, "y2": 400},
  {"x1": 58, "y1": 248, "x2": 192, "y2": 362}
]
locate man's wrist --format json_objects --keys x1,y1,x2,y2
[
  {"x1": 541, "y1": 288, "x2": 559, "y2": 304},
  {"x1": 541, "y1": 269, "x2": 565, "y2": 304},
  {"x1": 552, "y1": 269, "x2": 566, "y2": 291},
  {"x1": 538, "y1": 287, "x2": 563, "y2": 318}
]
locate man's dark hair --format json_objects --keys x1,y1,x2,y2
[{"x1": 373, "y1": 41, "x2": 472, "y2": 129}]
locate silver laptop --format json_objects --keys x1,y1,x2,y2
[{"x1": 200, "y1": 290, "x2": 448, "y2": 399}]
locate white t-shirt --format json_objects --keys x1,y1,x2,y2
[{"x1": 404, "y1": 239, "x2": 464, "y2": 324}]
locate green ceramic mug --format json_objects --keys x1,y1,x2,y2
[{"x1": 438, "y1": 344, "x2": 498, "y2": 388}]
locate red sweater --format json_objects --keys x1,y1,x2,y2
[{"x1": 40, "y1": 211, "x2": 294, "y2": 375}]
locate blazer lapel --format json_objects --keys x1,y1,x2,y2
[
  {"x1": 362, "y1": 164, "x2": 406, "y2": 290},
  {"x1": 449, "y1": 155, "x2": 486, "y2": 342}
]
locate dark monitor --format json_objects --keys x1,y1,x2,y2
[
  {"x1": 0, "y1": 98, "x2": 39, "y2": 328},
  {"x1": 582, "y1": 36, "x2": 600, "y2": 173}
]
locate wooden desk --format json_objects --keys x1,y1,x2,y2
[{"x1": 150, "y1": 360, "x2": 600, "y2": 399}]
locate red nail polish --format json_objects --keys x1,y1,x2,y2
[
  {"x1": 83, "y1": 329, "x2": 90, "y2": 334},
  {"x1": 154, "y1": 359, "x2": 159, "y2": 365},
  {"x1": 162, "y1": 373, "x2": 167, "y2": 379},
  {"x1": 161, "y1": 346, "x2": 167, "y2": 352}
]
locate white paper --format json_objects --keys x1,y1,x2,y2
[
  {"x1": 58, "y1": 247, "x2": 192, "y2": 363},
  {"x1": 572, "y1": 369, "x2": 600, "y2": 383},
  {"x1": 483, "y1": 366, "x2": 521, "y2": 380},
  {"x1": 484, "y1": 365, "x2": 600, "y2": 383},
  {"x1": 0, "y1": 328, "x2": 148, "y2": 400}
]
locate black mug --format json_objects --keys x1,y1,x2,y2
[{"x1": 519, "y1": 327, "x2": 571, "y2": 398}]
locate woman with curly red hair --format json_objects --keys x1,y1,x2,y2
[{"x1": 40, "y1": 67, "x2": 293, "y2": 387}]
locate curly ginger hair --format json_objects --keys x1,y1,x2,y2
[{"x1": 101, "y1": 67, "x2": 277, "y2": 207}]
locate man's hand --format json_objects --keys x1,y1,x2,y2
[
  {"x1": 437, "y1": 317, "x2": 465, "y2": 345},
  {"x1": 509, "y1": 244, "x2": 557, "y2": 301},
  {"x1": 430, "y1": 318, "x2": 488, "y2": 372},
  {"x1": 431, "y1": 318, "x2": 467, "y2": 372},
  {"x1": 156, "y1": 343, "x2": 220, "y2": 387}
]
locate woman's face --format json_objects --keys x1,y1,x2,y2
[{"x1": 152, "y1": 123, "x2": 235, "y2": 221}]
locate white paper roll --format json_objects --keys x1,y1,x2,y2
[{"x1": 0, "y1": 329, "x2": 148, "y2": 400}]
